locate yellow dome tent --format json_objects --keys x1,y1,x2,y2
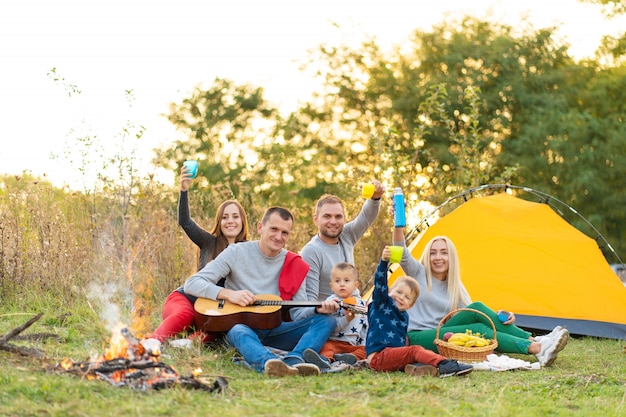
[{"x1": 373, "y1": 188, "x2": 626, "y2": 340}]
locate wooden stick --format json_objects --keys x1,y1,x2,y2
[
  {"x1": 0, "y1": 313, "x2": 46, "y2": 358},
  {"x1": 0, "y1": 312, "x2": 44, "y2": 344}
]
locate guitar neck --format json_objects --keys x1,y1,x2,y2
[
  {"x1": 254, "y1": 299, "x2": 367, "y2": 315},
  {"x1": 254, "y1": 300, "x2": 322, "y2": 308}
]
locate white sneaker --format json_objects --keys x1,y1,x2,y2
[
  {"x1": 535, "y1": 328, "x2": 569, "y2": 367},
  {"x1": 535, "y1": 326, "x2": 563, "y2": 343},
  {"x1": 168, "y1": 338, "x2": 193, "y2": 349},
  {"x1": 553, "y1": 328, "x2": 570, "y2": 354},
  {"x1": 140, "y1": 338, "x2": 162, "y2": 354}
]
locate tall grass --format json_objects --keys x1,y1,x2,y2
[
  {"x1": 0, "y1": 174, "x2": 187, "y2": 335},
  {"x1": 0, "y1": 173, "x2": 388, "y2": 336}
]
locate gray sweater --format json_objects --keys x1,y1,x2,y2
[
  {"x1": 394, "y1": 241, "x2": 469, "y2": 331},
  {"x1": 183, "y1": 241, "x2": 311, "y2": 321},
  {"x1": 301, "y1": 198, "x2": 380, "y2": 301}
]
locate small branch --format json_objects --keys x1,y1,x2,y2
[
  {"x1": 13, "y1": 333, "x2": 62, "y2": 342},
  {"x1": 0, "y1": 344, "x2": 45, "y2": 358},
  {"x1": 0, "y1": 313, "x2": 44, "y2": 344},
  {"x1": 0, "y1": 313, "x2": 47, "y2": 358}
]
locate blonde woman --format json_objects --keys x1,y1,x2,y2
[{"x1": 392, "y1": 230, "x2": 569, "y2": 367}]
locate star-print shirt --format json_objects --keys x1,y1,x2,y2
[
  {"x1": 325, "y1": 289, "x2": 368, "y2": 346},
  {"x1": 365, "y1": 259, "x2": 409, "y2": 356}
]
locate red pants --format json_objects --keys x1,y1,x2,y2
[
  {"x1": 149, "y1": 291, "x2": 220, "y2": 343},
  {"x1": 320, "y1": 340, "x2": 367, "y2": 361},
  {"x1": 369, "y1": 346, "x2": 446, "y2": 372},
  {"x1": 149, "y1": 291, "x2": 195, "y2": 342}
]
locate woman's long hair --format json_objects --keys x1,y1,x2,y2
[
  {"x1": 210, "y1": 200, "x2": 249, "y2": 260},
  {"x1": 419, "y1": 236, "x2": 471, "y2": 310}
]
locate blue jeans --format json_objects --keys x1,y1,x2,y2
[{"x1": 226, "y1": 314, "x2": 336, "y2": 372}]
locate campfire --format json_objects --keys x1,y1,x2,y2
[{"x1": 56, "y1": 323, "x2": 227, "y2": 392}]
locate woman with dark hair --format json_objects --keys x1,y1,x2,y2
[
  {"x1": 178, "y1": 164, "x2": 249, "y2": 271},
  {"x1": 142, "y1": 165, "x2": 249, "y2": 352}
]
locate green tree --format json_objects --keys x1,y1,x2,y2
[
  {"x1": 154, "y1": 77, "x2": 285, "y2": 222},
  {"x1": 156, "y1": 78, "x2": 278, "y2": 195},
  {"x1": 159, "y1": 16, "x2": 626, "y2": 259},
  {"x1": 299, "y1": 18, "x2": 568, "y2": 203},
  {"x1": 298, "y1": 16, "x2": 626, "y2": 257}
]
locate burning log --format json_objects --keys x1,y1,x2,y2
[{"x1": 55, "y1": 323, "x2": 228, "y2": 392}]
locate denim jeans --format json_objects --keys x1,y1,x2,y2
[{"x1": 226, "y1": 314, "x2": 336, "y2": 372}]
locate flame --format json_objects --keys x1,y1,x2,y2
[
  {"x1": 103, "y1": 322, "x2": 130, "y2": 360},
  {"x1": 110, "y1": 370, "x2": 126, "y2": 383},
  {"x1": 60, "y1": 357, "x2": 73, "y2": 370},
  {"x1": 57, "y1": 323, "x2": 204, "y2": 390}
]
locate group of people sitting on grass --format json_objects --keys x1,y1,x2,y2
[{"x1": 140, "y1": 166, "x2": 570, "y2": 378}]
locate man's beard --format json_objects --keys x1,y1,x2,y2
[{"x1": 320, "y1": 226, "x2": 343, "y2": 239}]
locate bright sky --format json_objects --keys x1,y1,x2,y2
[{"x1": 1, "y1": 0, "x2": 624, "y2": 190}]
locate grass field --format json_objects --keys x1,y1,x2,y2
[
  {"x1": 2, "y1": 169, "x2": 625, "y2": 417},
  {"x1": 1, "y1": 306, "x2": 625, "y2": 417}
]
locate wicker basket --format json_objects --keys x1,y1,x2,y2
[{"x1": 434, "y1": 308, "x2": 498, "y2": 362}]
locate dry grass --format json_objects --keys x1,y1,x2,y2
[{"x1": 0, "y1": 173, "x2": 388, "y2": 335}]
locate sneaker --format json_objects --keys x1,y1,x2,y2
[
  {"x1": 302, "y1": 348, "x2": 331, "y2": 371},
  {"x1": 404, "y1": 363, "x2": 438, "y2": 377},
  {"x1": 264, "y1": 359, "x2": 299, "y2": 377},
  {"x1": 557, "y1": 328, "x2": 569, "y2": 348},
  {"x1": 351, "y1": 359, "x2": 371, "y2": 370},
  {"x1": 293, "y1": 363, "x2": 321, "y2": 376},
  {"x1": 535, "y1": 326, "x2": 564, "y2": 343},
  {"x1": 140, "y1": 338, "x2": 162, "y2": 354},
  {"x1": 324, "y1": 361, "x2": 351, "y2": 373},
  {"x1": 168, "y1": 338, "x2": 193, "y2": 349},
  {"x1": 333, "y1": 353, "x2": 358, "y2": 365},
  {"x1": 536, "y1": 328, "x2": 569, "y2": 367},
  {"x1": 437, "y1": 359, "x2": 473, "y2": 377},
  {"x1": 550, "y1": 328, "x2": 569, "y2": 357}
]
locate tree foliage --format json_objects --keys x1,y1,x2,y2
[{"x1": 159, "y1": 15, "x2": 626, "y2": 260}]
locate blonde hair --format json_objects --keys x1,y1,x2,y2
[
  {"x1": 390, "y1": 275, "x2": 420, "y2": 304},
  {"x1": 419, "y1": 236, "x2": 471, "y2": 310}
]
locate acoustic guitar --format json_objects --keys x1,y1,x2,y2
[{"x1": 194, "y1": 294, "x2": 367, "y2": 332}]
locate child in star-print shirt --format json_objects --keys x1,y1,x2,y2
[
  {"x1": 302, "y1": 263, "x2": 368, "y2": 371},
  {"x1": 364, "y1": 246, "x2": 473, "y2": 378}
]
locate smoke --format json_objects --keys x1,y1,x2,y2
[{"x1": 85, "y1": 281, "x2": 130, "y2": 332}]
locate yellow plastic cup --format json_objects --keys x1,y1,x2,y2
[
  {"x1": 389, "y1": 246, "x2": 404, "y2": 263},
  {"x1": 362, "y1": 183, "x2": 375, "y2": 199}
]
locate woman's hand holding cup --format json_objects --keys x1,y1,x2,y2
[{"x1": 180, "y1": 160, "x2": 198, "y2": 191}]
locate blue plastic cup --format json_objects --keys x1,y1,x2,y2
[
  {"x1": 183, "y1": 160, "x2": 198, "y2": 178},
  {"x1": 498, "y1": 311, "x2": 510, "y2": 323}
]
